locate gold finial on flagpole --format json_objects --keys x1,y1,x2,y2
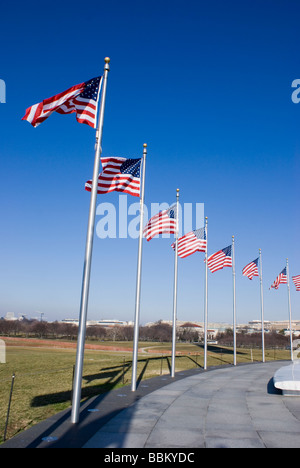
[{"x1": 104, "y1": 57, "x2": 110, "y2": 71}]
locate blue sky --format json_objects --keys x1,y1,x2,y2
[{"x1": 0, "y1": 0, "x2": 299, "y2": 325}]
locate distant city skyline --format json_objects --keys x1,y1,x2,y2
[{"x1": 2, "y1": 311, "x2": 300, "y2": 332}]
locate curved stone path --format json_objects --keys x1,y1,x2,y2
[{"x1": 84, "y1": 361, "x2": 300, "y2": 448}]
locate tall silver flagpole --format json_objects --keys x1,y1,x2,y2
[
  {"x1": 131, "y1": 144, "x2": 147, "y2": 392},
  {"x1": 286, "y1": 258, "x2": 293, "y2": 361},
  {"x1": 232, "y1": 235, "x2": 237, "y2": 366},
  {"x1": 204, "y1": 216, "x2": 208, "y2": 370},
  {"x1": 71, "y1": 58, "x2": 110, "y2": 424},
  {"x1": 259, "y1": 249, "x2": 265, "y2": 362},
  {"x1": 171, "y1": 188, "x2": 180, "y2": 378}
]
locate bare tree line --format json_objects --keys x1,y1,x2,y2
[
  {"x1": 216, "y1": 329, "x2": 291, "y2": 349},
  {"x1": 0, "y1": 318, "x2": 292, "y2": 348},
  {"x1": 0, "y1": 319, "x2": 196, "y2": 343}
]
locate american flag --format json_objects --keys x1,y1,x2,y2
[
  {"x1": 143, "y1": 204, "x2": 177, "y2": 241},
  {"x1": 22, "y1": 76, "x2": 102, "y2": 128},
  {"x1": 270, "y1": 267, "x2": 287, "y2": 290},
  {"x1": 242, "y1": 258, "x2": 259, "y2": 280},
  {"x1": 207, "y1": 245, "x2": 232, "y2": 273},
  {"x1": 292, "y1": 275, "x2": 300, "y2": 291},
  {"x1": 85, "y1": 157, "x2": 141, "y2": 197},
  {"x1": 172, "y1": 228, "x2": 207, "y2": 258}
]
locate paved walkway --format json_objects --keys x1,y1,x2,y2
[{"x1": 2, "y1": 361, "x2": 300, "y2": 448}]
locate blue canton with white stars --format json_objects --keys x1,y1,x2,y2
[
  {"x1": 222, "y1": 245, "x2": 232, "y2": 257},
  {"x1": 120, "y1": 158, "x2": 141, "y2": 177},
  {"x1": 194, "y1": 227, "x2": 206, "y2": 240},
  {"x1": 81, "y1": 77, "x2": 101, "y2": 100}
]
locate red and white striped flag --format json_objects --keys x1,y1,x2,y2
[
  {"x1": 270, "y1": 267, "x2": 287, "y2": 290},
  {"x1": 85, "y1": 157, "x2": 141, "y2": 197},
  {"x1": 172, "y1": 228, "x2": 206, "y2": 258},
  {"x1": 22, "y1": 76, "x2": 102, "y2": 128},
  {"x1": 292, "y1": 275, "x2": 300, "y2": 291},
  {"x1": 207, "y1": 245, "x2": 232, "y2": 273},
  {"x1": 242, "y1": 258, "x2": 259, "y2": 280},
  {"x1": 143, "y1": 205, "x2": 177, "y2": 241}
]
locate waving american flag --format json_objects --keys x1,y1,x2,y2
[
  {"x1": 172, "y1": 228, "x2": 206, "y2": 258},
  {"x1": 207, "y1": 245, "x2": 232, "y2": 273},
  {"x1": 22, "y1": 76, "x2": 102, "y2": 128},
  {"x1": 292, "y1": 275, "x2": 300, "y2": 291},
  {"x1": 242, "y1": 258, "x2": 259, "y2": 280},
  {"x1": 143, "y1": 205, "x2": 177, "y2": 241},
  {"x1": 85, "y1": 157, "x2": 141, "y2": 197},
  {"x1": 270, "y1": 267, "x2": 287, "y2": 290}
]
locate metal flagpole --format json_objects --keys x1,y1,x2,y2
[
  {"x1": 204, "y1": 217, "x2": 208, "y2": 370},
  {"x1": 71, "y1": 58, "x2": 110, "y2": 424},
  {"x1": 171, "y1": 189, "x2": 180, "y2": 378},
  {"x1": 232, "y1": 235, "x2": 237, "y2": 366},
  {"x1": 131, "y1": 144, "x2": 147, "y2": 392},
  {"x1": 286, "y1": 258, "x2": 293, "y2": 361},
  {"x1": 259, "y1": 249, "x2": 265, "y2": 362}
]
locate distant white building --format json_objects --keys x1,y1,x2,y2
[
  {"x1": 248, "y1": 320, "x2": 300, "y2": 332},
  {"x1": 60, "y1": 318, "x2": 132, "y2": 328},
  {"x1": 4, "y1": 312, "x2": 18, "y2": 321}
]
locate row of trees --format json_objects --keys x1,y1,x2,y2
[
  {"x1": 0, "y1": 319, "x2": 189, "y2": 343},
  {"x1": 86, "y1": 322, "x2": 199, "y2": 343},
  {"x1": 216, "y1": 329, "x2": 291, "y2": 348},
  {"x1": 0, "y1": 318, "x2": 293, "y2": 348},
  {"x1": 0, "y1": 318, "x2": 78, "y2": 339}
]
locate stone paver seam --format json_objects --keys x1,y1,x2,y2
[
  {"x1": 203, "y1": 373, "x2": 243, "y2": 448},
  {"x1": 245, "y1": 388, "x2": 267, "y2": 448},
  {"x1": 244, "y1": 366, "x2": 274, "y2": 448},
  {"x1": 189, "y1": 369, "x2": 242, "y2": 447},
  {"x1": 281, "y1": 397, "x2": 300, "y2": 423},
  {"x1": 142, "y1": 373, "x2": 211, "y2": 448}
]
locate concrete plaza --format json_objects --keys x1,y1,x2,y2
[{"x1": 1, "y1": 361, "x2": 300, "y2": 449}]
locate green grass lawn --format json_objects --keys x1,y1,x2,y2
[{"x1": 0, "y1": 340, "x2": 290, "y2": 443}]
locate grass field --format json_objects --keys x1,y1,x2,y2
[{"x1": 0, "y1": 337, "x2": 290, "y2": 444}]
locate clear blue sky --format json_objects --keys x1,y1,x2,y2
[{"x1": 1, "y1": 0, "x2": 299, "y2": 325}]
